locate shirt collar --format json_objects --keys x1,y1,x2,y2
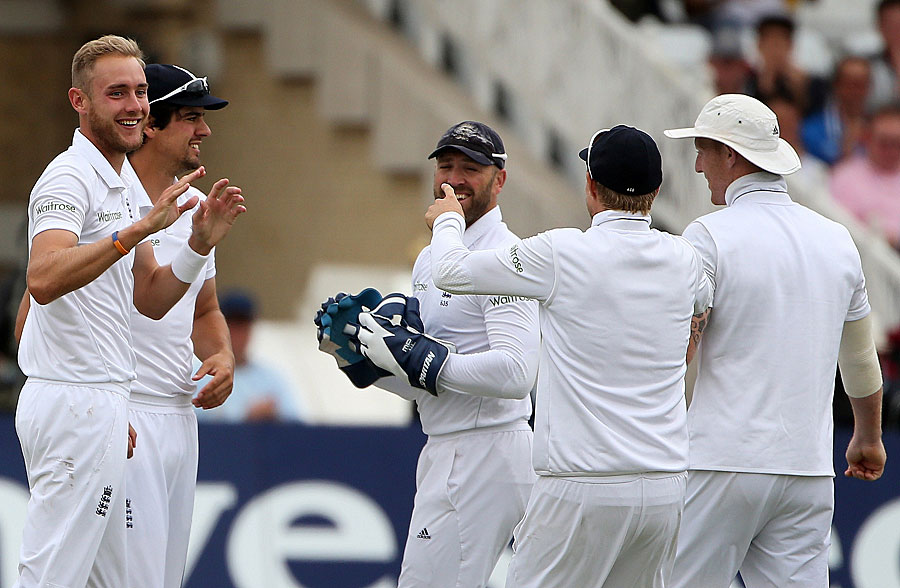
[
  {"x1": 724, "y1": 171, "x2": 790, "y2": 206},
  {"x1": 589, "y1": 209, "x2": 652, "y2": 228},
  {"x1": 463, "y1": 205, "x2": 503, "y2": 247},
  {"x1": 71, "y1": 128, "x2": 129, "y2": 191}
]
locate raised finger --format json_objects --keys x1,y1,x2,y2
[
  {"x1": 208, "y1": 178, "x2": 230, "y2": 200},
  {"x1": 178, "y1": 167, "x2": 205, "y2": 186}
]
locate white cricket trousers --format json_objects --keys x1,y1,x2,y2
[
  {"x1": 14, "y1": 380, "x2": 129, "y2": 588},
  {"x1": 505, "y1": 471, "x2": 687, "y2": 588},
  {"x1": 398, "y1": 422, "x2": 535, "y2": 588},
  {"x1": 126, "y1": 393, "x2": 199, "y2": 588},
  {"x1": 671, "y1": 470, "x2": 833, "y2": 588}
]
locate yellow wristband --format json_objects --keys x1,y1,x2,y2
[{"x1": 112, "y1": 231, "x2": 129, "y2": 255}]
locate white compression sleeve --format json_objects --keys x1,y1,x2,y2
[{"x1": 838, "y1": 315, "x2": 883, "y2": 399}]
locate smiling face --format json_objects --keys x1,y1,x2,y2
[
  {"x1": 151, "y1": 106, "x2": 211, "y2": 174},
  {"x1": 432, "y1": 150, "x2": 506, "y2": 227},
  {"x1": 73, "y1": 54, "x2": 148, "y2": 164}
]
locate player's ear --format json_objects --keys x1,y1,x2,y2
[
  {"x1": 494, "y1": 168, "x2": 507, "y2": 191},
  {"x1": 69, "y1": 87, "x2": 88, "y2": 114},
  {"x1": 724, "y1": 145, "x2": 738, "y2": 167},
  {"x1": 143, "y1": 120, "x2": 158, "y2": 140}
]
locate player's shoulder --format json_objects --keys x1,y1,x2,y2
[
  {"x1": 799, "y1": 204, "x2": 858, "y2": 249},
  {"x1": 548, "y1": 226, "x2": 591, "y2": 244},
  {"x1": 476, "y1": 220, "x2": 520, "y2": 250},
  {"x1": 653, "y1": 226, "x2": 695, "y2": 246},
  {"x1": 38, "y1": 149, "x2": 92, "y2": 183},
  {"x1": 30, "y1": 151, "x2": 94, "y2": 204}
]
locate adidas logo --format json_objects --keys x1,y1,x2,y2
[{"x1": 416, "y1": 527, "x2": 431, "y2": 540}]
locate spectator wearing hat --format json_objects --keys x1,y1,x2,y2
[
  {"x1": 831, "y1": 102, "x2": 900, "y2": 249},
  {"x1": 331, "y1": 121, "x2": 540, "y2": 587},
  {"x1": 665, "y1": 94, "x2": 885, "y2": 587},
  {"x1": 197, "y1": 290, "x2": 302, "y2": 422},
  {"x1": 123, "y1": 63, "x2": 238, "y2": 588},
  {"x1": 802, "y1": 56, "x2": 871, "y2": 166},
  {"x1": 423, "y1": 125, "x2": 712, "y2": 587}
]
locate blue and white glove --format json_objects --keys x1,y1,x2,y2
[
  {"x1": 314, "y1": 289, "x2": 390, "y2": 388},
  {"x1": 350, "y1": 293, "x2": 456, "y2": 396}
]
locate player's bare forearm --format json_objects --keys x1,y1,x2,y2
[
  {"x1": 845, "y1": 389, "x2": 886, "y2": 481},
  {"x1": 27, "y1": 226, "x2": 144, "y2": 304},
  {"x1": 132, "y1": 243, "x2": 193, "y2": 320},
  {"x1": 191, "y1": 278, "x2": 234, "y2": 409},
  {"x1": 686, "y1": 308, "x2": 710, "y2": 364},
  {"x1": 191, "y1": 279, "x2": 230, "y2": 359}
]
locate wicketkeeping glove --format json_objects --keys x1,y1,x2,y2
[
  {"x1": 314, "y1": 289, "x2": 390, "y2": 388},
  {"x1": 349, "y1": 293, "x2": 456, "y2": 396}
]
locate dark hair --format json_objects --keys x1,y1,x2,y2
[
  {"x1": 756, "y1": 14, "x2": 795, "y2": 37},
  {"x1": 147, "y1": 101, "x2": 181, "y2": 131},
  {"x1": 879, "y1": 0, "x2": 900, "y2": 19}
]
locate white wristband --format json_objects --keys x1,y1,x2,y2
[{"x1": 170, "y1": 242, "x2": 209, "y2": 284}]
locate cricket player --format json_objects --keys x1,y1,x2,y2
[
  {"x1": 412, "y1": 125, "x2": 712, "y2": 587},
  {"x1": 321, "y1": 121, "x2": 540, "y2": 587},
  {"x1": 664, "y1": 93, "x2": 886, "y2": 587},
  {"x1": 15, "y1": 36, "x2": 244, "y2": 586},
  {"x1": 125, "y1": 63, "x2": 233, "y2": 588}
]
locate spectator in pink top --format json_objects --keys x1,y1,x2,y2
[{"x1": 830, "y1": 102, "x2": 900, "y2": 248}]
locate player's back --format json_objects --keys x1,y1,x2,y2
[
  {"x1": 532, "y1": 215, "x2": 707, "y2": 477},
  {"x1": 686, "y1": 189, "x2": 869, "y2": 475}
]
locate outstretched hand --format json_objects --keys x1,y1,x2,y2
[
  {"x1": 425, "y1": 183, "x2": 464, "y2": 230},
  {"x1": 142, "y1": 167, "x2": 206, "y2": 234},
  {"x1": 189, "y1": 178, "x2": 246, "y2": 254}
]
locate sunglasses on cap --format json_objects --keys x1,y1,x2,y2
[{"x1": 149, "y1": 75, "x2": 209, "y2": 105}]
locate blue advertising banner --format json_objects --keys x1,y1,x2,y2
[{"x1": 0, "y1": 418, "x2": 895, "y2": 587}]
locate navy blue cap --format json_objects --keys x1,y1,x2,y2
[
  {"x1": 428, "y1": 121, "x2": 507, "y2": 169},
  {"x1": 578, "y1": 125, "x2": 663, "y2": 195},
  {"x1": 145, "y1": 64, "x2": 228, "y2": 110}
]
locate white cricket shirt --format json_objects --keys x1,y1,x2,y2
[
  {"x1": 126, "y1": 170, "x2": 216, "y2": 400},
  {"x1": 683, "y1": 172, "x2": 870, "y2": 476},
  {"x1": 377, "y1": 206, "x2": 540, "y2": 436},
  {"x1": 431, "y1": 208, "x2": 712, "y2": 476},
  {"x1": 18, "y1": 129, "x2": 139, "y2": 387}
]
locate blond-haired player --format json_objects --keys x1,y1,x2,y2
[{"x1": 15, "y1": 35, "x2": 243, "y2": 586}]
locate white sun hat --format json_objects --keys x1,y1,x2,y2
[{"x1": 664, "y1": 94, "x2": 801, "y2": 175}]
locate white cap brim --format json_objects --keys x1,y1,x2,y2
[{"x1": 664, "y1": 127, "x2": 801, "y2": 176}]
